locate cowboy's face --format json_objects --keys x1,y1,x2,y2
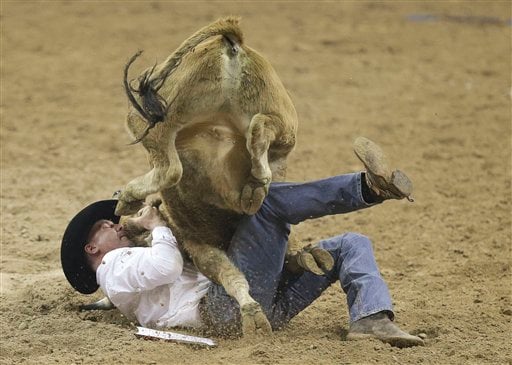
[{"x1": 84, "y1": 220, "x2": 132, "y2": 256}]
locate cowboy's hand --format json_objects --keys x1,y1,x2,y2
[{"x1": 126, "y1": 205, "x2": 166, "y2": 231}]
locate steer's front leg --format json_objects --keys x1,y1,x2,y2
[
  {"x1": 183, "y1": 240, "x2": 272, "y2": 337},
  {"x1": 116, "y1": 126, "x2": 183, "y2": 216},
  {"x1": 115, "y1": 164, "x2": 171, "y2": 216}
]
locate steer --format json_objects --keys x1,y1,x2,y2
[{"x1": 113, "y1": 17, "x2": 329, "y2": 336}]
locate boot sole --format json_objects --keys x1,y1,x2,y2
[
  {"x1": 390, "y1": 170, "x2": 413, "y2": 198},
  {"x1": 346, "y1": 332, "x2": 425, "y2": 348},
  {"x1": 353, "y1": 137, "x2": 390, "y2": 183},
  {"x1": 353, "y1": 137, "x2": 413, "y2": 198}
]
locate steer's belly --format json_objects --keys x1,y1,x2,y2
[{"x1": 176, "y1": 112, "x2": 248, "y2": 151}]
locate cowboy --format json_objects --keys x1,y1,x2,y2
[{"x1": 61, "y1": 137, "x2": 424, "y2": 347}]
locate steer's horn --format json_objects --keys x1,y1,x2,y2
[{"x1": 79, "y1": 297, "x2": 115, "y2": 311}]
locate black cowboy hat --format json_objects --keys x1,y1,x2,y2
[{"x1": 60, "y1": 199, "x2": 119, "y2": 294}]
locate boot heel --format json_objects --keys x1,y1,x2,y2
[{"x1": 390, "y1": 170, "x2": 413, "y2": 201}]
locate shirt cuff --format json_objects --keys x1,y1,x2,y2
[{"x1": 151, "y1": 226, "x2": 176, "y2": 243}]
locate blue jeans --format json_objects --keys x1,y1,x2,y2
[{"x1": 203, "y1": 172, "x2": 393, "y2": 332}]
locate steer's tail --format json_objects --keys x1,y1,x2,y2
[{"x1": 124, "y1": 17, "x2": 244, "y2": 144}]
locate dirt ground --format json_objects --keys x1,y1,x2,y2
[{"x1": 1, "y1": 1, "x2": 511, "y2": 364}]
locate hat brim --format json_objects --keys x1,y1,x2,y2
[{"x1": 60, "y1": 200, "x2": 120, "y2": 294}]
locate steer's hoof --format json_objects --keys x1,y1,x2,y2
[
  {"x1": 241, "y1": 302, "x2": 272, "y2": 337},
  {"x1": 310, "y1": 247, "x2": 335, "y2": 273},
  {"x1": 286, "y1": 246, "x2": 335, "y2": 275},
  {"x1": 300, "y1": 247, "x2": 335, "y2": 275},
  {"x1": 241, "y1": 181, "x2": 268, "y2": 215}
]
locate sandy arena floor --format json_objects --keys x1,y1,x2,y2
[{"x1": 1, "y1": 1, "x2": 511, "y2": 364}]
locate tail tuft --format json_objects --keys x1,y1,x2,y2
[{"x1": 210, "y1": 16, "x2": 244, "y2": 45}]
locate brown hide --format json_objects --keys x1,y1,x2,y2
[{"x1": 117, "y1": 17, "x2": 298, "y2": 336}]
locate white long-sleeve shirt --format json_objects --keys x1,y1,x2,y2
[{"x1": 96, "y1": 226, "x2": 211, "y2": 329}]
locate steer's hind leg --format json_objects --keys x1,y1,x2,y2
[
  {"x1": 183, "y1": 240, "x2": 271, "y2": 336},
  {"x1": 242, "y1": 113, "x2": 296, "y2": 214},
  {"x1": 241, "y1": 114, "x2": 277, "y2": 214}
]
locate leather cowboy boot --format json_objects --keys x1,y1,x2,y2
[
  {"x1": 353, "y1": 137, "x2": 414, "y2": 202},
  {"x1": 347, "y1": 311, "x2": 424, "y2": 348}
]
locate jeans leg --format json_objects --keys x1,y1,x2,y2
[
  {"x1": 268, "y1": 233, "x2": 393, "y2": 328},
  {"x1": 265, "y1": 173, "x2": 376, "y2": 225},
  {"x1": 202, "y1": 174, "x2": 383, "y2": 332},
  {"x1": 226, "y1": 203, "x2": 291, "y2": 311}
]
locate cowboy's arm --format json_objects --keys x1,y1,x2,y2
[
  {"x1": 133, "y1": 226, "x2": 184, "y2": 289},
  {"x1": 118, "y1": 205, "x2": 184, "y2": 290},
  {"x1": 99, "y1": 226, "x2": 184, "y2": 301},
  {"x1": 97, "y1": 226, "x2": 183, "y2": 321}
]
